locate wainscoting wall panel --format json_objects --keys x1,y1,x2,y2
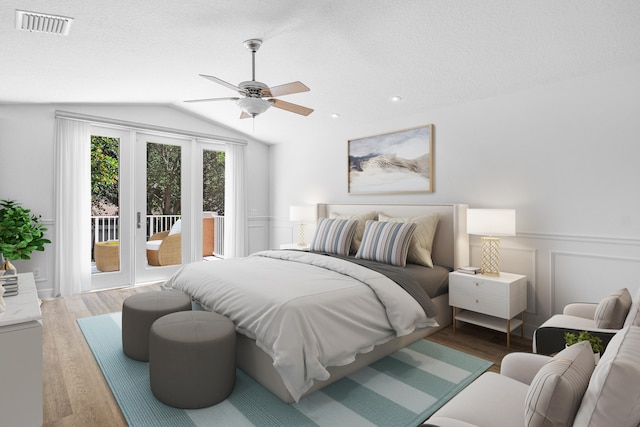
[
  {"x1": 247, "y1": 217, "x2": 270, "y2": 255},
  {"x1": 551, "y1": 251, "x2": 640, "y2": 314}
]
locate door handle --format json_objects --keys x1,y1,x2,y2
[{"x1": 137, "y1": 212, "x2": 141, "y2": 229}]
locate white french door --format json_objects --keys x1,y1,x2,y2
[
  {"x1": 91, "y1": 128, "x2": 205, "y2": 289},
  {"x1": 134, "y1": 133, "x2": 193, "y2": 283},
  {"x1": 90, "y1": 126, "x2": 133, "y2": 290}
]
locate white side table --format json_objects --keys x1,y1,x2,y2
[
  {"x1": 0, "y1": 272, "x2": 43, "y2": 427},
  {"x1": 449, "y1": 271, "x2": 527, "y2": 348}
]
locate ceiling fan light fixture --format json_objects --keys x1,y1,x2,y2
[{"x1": 237, "y1": 97, "x2": 271, "y2": 117}]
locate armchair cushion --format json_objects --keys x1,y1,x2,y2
[
  {"x1": 500, "y1": 352, "x2": 552, "y2": 385},
  {"x1": 563, "y1": 302, "x2": 598, "y2": 319},
  {"x1": 422, "y1": 418, "x2": 478, "y2": 427},
  {"x1": 427, "y1": 372, "x2": 528, "y2": 427},
  {"x1": 593, "y1": 288, "x2": 632, "y2": 329},
  {"x1": 574, "y1": 326, "x2": 640, "y2": 427},
  {"x1": 524, "y1": 341, "x2": 595, "y2": 427},
  {"x1": 146, "y1": 240, "x2": 162, "y2": 251}
]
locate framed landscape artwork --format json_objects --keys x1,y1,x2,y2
[{"x1": 348, "y1": 124, "x2": 434, "y2": 194}]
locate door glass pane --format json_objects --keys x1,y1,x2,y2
[
  {"x1": 202, "y1": 149, "x2": 225, "y2": 258},
  {"x1": 91, "y1": 135, "x2": 120, "y2": 273},
  {"x1": 146, "y1": 142, "x2": 182, "y2": 267}
]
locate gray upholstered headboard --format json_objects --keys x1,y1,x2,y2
[{"x1": 317, "y1": 203, "x2": 469, "y2": 270}]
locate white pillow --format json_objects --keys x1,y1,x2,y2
[
  {"x1": 169, "y1": 219, "x2": 182, "y2": 236},
  {"x1": 378, "y1": 213, "x2": 439, "y2": 268},
  {"x1": 330, "y1": 211, "x2": 377, "y2": 254},
  {"x1": 524, "y1": 340, "x2": 595, "y2": 427},
  {"x1": 574, "y1": 326, "x2": 640, "y2": 427},
  {"x1": 623, "y1": 288, "x2": 640, "y2": 327},
  {"x1": 594, "y1": 288, "x2": 632, "y2": 329}
]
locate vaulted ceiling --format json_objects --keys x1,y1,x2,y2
[{"x1": 2, "y1": 1, "x2": 640, "y2": 145}]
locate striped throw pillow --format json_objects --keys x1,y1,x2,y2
[
  {"x1": 355, "y1": 220, "x2": 417, "y2": 267},
  {"x1": 310, "y1": 218, "x2": 358, "y2": 256}
]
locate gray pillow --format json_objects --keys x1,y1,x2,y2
[
  {"x1": 524, "y1": 341, "x2": 595, "y2": 427},
  {"x1": 594, "y1": 288, "x2": 632, "y2": 329}
]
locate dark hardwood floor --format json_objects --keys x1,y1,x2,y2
[{"x1": 41, "y1": 284, "x2": 532, "y2": 425}]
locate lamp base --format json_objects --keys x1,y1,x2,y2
[
  {"x1": 480, "y1": 236, "x2": 501, "y2": 276},
  {"x1": 297, "y1": 223, "x2": 306, "y2": 246}
]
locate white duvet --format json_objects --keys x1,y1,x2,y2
[{"x1": 164, "y1": 250, "x2": 438, "y2": 402}]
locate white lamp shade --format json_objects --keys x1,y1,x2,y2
[
  {"x1": 467, "y1": 209, "x2": 516, "y2": 236},
  {"x1": 289, "y1": 205, "x2": 316, "y2": 223}
]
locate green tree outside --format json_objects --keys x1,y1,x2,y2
[
  {"x1": 203, "y1": 149, "x2": 225, "y2": 215},
  {"x1": 146, "y1": 142, "x2": 181, "y2": 215},
  {"x1": 91, "y1": 137, "x2": 225, "y2": 216},
  {"x1": 91, "y1": 136, "x2": 119, "y2": 215}
]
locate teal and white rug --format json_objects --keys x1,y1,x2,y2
[{"x1": 78, "y1": 312, "x2": 491, "y2": 426}]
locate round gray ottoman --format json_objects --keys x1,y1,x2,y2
[
  {"x1": 149, "y1": 311, "x2": 236, "y2": 409},
  {"x1": 121, "y1": 291, "x2": 192, "y2": 362}
]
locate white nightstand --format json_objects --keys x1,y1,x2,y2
[
  {"x1": 279, "y1": 243, "x2": 310, "y2": 250},
  {"x1": 449, "y1": 271, "x2": 527, "y2": 348}
]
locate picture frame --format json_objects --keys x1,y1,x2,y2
[{"x1": 348, "y1": 124, "x2": 434, "y2": 194}]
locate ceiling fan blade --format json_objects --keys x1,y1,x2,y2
[
  {"x1": 199, "y1": 74, "x2": 246, "y2": 95},
  {"x1": 270, "y1": 99, "x2": 314, "y2": 116},
  {"x1": 184, "y1": 97, "x2": 240, "y2": 103},
  {"x1": 240, "y1": 111, "x2": 252, "y2": 119},
  {"x1": 265, "y1": 81, "x2": 310, "y2": 97}
]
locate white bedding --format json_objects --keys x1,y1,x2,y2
[{"x1": 164, "y1": 249, "x2": 438, "y2": 402}]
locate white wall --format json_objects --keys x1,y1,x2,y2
[
  {"x1": 0, "y1": 104, "x2": 271, "y2": 295},
  {"x1": 269, "y1": 64, "x2": 640, "y2": 332}
]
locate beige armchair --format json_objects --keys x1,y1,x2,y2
[
  {"x1": 533, "y1": 287, "x2": 636, "y2": 355},
  {"x1": 146, "y1": 220, "x2": 181, "y2": 266}
]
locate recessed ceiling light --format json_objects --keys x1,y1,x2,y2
[
  {"x1": 330, "y1": 113, "x2": 341, "y2": 119},
  {"x1": 391, "y1": 96, "x2": 402, "y2": 103},
  {"x1": 15, "y1": 10, "x2": 74, "y2": 36}
]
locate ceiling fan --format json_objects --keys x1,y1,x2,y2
[{"x1": 185, "y1": 39, "x2": 314, "y2": 119}]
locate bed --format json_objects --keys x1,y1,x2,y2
[{"x1": 164, "y1": 203, "x2": 469, "y2": 403}]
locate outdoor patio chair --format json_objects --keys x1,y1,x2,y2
[{"x1": 146, "y1": 220, "x2": 181, "y2": 266}]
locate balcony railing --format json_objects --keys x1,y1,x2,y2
[{"x1": 91, "y1": 214, "x2": 225, "y2": 259}]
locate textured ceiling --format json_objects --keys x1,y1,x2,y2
[{"x1": 2, "y1": 1, "x2": 640, "y2": 145}]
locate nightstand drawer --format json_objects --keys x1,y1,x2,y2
[
  {"x1": 449, "y1": 292, "x2": 508, "y2": 318},
  {"x1": 449, "y1": 275, "x2": 507, "y2": 298}
]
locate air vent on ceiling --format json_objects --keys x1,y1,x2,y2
[{"x1": 15, "y1": 10, "x2": 74, "y2": 36}]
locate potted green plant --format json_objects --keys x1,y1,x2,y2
[
  {"x1": 0, "y1": 199, "x2": 51, "y2": 273},
  {"x1": 564, "y1": 330, "x2": 605, "y2": 362}
]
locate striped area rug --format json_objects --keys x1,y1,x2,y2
[{"x1": 78, "y1": 312, "x2": 491, "y2": 426}]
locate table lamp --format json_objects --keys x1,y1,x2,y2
[
  {"x1": 467, "y1": 209, "x2": 516, "y2": 276},
  {"x1": 289, "y1": 205, "x2": 316, "y2": 246}
]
